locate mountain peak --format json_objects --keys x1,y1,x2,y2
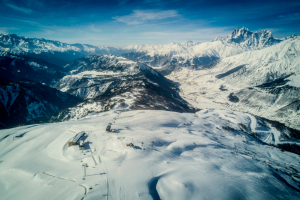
[
  {"x1": 227, "y1": 27, "x2": 252, "y2": 42},
  {"x1": 212, "y1": 36, "x2": 225, "y2": 42},
  {"x1": 226, "y1": 27, "x2": 281, "y2": 48}
]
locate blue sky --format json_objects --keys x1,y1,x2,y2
[{"x1": 0, "y1": 0, "x2": 299, "y2": 47}]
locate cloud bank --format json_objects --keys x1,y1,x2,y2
[{"x1": 114, "y1": 10, "x2": 179, "y2": 25}]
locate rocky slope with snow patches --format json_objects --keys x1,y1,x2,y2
[
  {"x1": 1, "y1": 109, "x2": 300, "y2": 200},
  {"x1": 0, "y1": 33, "x2": 129, "y2": 66},
  {"x1": 52, "y1": 55, "x2": 194, "y2": 121},
  {"x1": 168, "y1": 36, "x2": 300, "y2": 130},
  {"x1": 123, "y1": 27, "x2": 282, "y2": 75},
  {"x1": 0, "y1": 79, "x2": 81, "y2": 129}
]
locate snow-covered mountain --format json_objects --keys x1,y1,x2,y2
[
  {"x1": 0, "y1": 79, "x2": 81, "y2": 128},
  {"x1": 0, "y1": 27, "x2": 298, "y2": 131},
  {"x1": 0, "y1": 28, "x2": 282, "y2": 75},
  {"x1": 0, "y1": 33, "x2": 129, "y2": 66},
  {"x1": 123, "y1": 27, "x2": 282, "y2": 75},
  {"x1": 52, "y1": 55, "x2": 194, "y2": 121},
  {"x1": 168, "y1": 35, "x2": 300, "y2": 130}
]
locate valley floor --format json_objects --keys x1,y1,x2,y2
[{"x1": 1, "y1": 109, "x2": 300, "y2": 200}]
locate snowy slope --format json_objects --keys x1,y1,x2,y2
[
  {"x1": 167, "y1": 36, "x2": 300, "y2": 130},
  {"x1": 1, "y1": 109, "x2": 300, "y2": 200}
]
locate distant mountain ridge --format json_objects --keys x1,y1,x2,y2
[
  {"x1": 122, "y1": 27, "x2": 285, "y2": 75},
  {"x1": 0, "y1": 33, "x2": 130, "y2": 66}
]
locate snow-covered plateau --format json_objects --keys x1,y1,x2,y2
[{"x1": 1, "y1": 109, "x2": 300, "y2": 200}]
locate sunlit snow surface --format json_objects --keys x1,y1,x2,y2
[{"x1": 1, "y1": 109, "x2": 300, "y2": 200}]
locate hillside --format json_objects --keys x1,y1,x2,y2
[{"x1": 52, "y1": 55, "x2": 194, "y2": 121}]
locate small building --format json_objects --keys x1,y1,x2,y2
[
  {"x1": 126, "y1": 143, "x2": 134, "y2": 148},
  {"x1": 79, "y1": 140, "x2": 84, "y2": 147},
  {"x1": 68, "y1": 131, "x2": 86, "y2": 147},
  {"x1": 106, "y1": 123, "x2": 112, "y2": 132}
]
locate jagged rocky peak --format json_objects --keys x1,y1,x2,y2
[
  {"x1": 285, "y1": 34, "x2": 300, "y2": 40},
  {"x1": 226, "y1": 27, "x2": 282, "y2": 47},
  {"x1": 227, "y1": 27, "x2": 252, "y2": 42}
]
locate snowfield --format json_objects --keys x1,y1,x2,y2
[{"x1": 1, "y1": 109, "x2": 300, "y2": 200}]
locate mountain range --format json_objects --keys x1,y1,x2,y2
[
  {"x1": 1, "y1": 27, "x2": 300, "y2": 200},
  {"x1": 0, "y1": 27, "x2": 299, "y2": 132}
]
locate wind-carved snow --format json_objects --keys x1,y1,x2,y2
[
  {"x1": 287, "y1": 74, "x2": 300, "y2": 87},
  {"x1": 1, "y1": 109, "x2": 300, "y2": 200}
]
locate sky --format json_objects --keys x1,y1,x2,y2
[{"x1": 0, "y1": 0, "x2": 299, "y2": 47}]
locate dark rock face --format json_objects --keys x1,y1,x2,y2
[
  {"x1": 0, "y1": 54, "x2": 66, "y2": 86},
  {"x1": 228, "y1": 93, "x2": 239, "y2": 103},
  {"x1": 0, "y1": 79, "x2": 81, "y2": 129}
]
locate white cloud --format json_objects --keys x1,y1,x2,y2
[
  {"x1": 279, "y1": 13, "x2": 300, "y2": 21},
  {"x1": 113, "y1": 10, "x2": 179, "y2": 25},
  {"x1": 140, "y1": 27, "x2": 233, "y2": 42},
  {"x1": 5, "y1": 3, "x2": 33, "y2": 14}
]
